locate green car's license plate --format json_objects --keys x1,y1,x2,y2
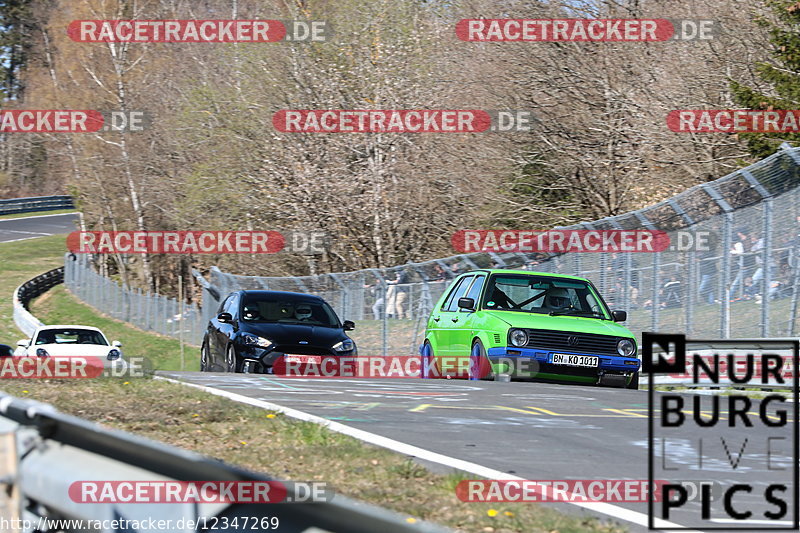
[{"x1": 551, "y1": 353, "x2": 599, "y2": 367}]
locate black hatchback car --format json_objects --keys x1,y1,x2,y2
[{"x1": 201, "y1": 290, "x2": 356, "y2": 373}]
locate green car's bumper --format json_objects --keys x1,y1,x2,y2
[{"x1": 486, "y1": 346, "x2": 640, "y2": 383}]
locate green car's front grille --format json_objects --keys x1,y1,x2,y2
[{"x1": 521, "y1": 329, "x2": 624, "y2": 356}]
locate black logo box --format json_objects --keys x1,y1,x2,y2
[{"x1": 644, "y1": 333, "x2": 799, "y2": 531}]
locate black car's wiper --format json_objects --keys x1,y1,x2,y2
[{"x1": 549, "y1": 308, "x2": 606, "y2": 319}]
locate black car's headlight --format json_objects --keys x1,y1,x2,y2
[
  {"x1": 107, "y1": 349, "x2": 121, "y2": 361},
  {"x1": 617, "y1": 338, "x2": 636, "y2": 357},
  {"x1": 240, "y1": 334, "x2": 272, "y2": 348},
  {"x1": 36, "y1": 348, "x2": 49, "y2": 357},
  {"x1": 509, "y1": 329, "x2": 528, "y2": 347},
  {"x1": 332, "y1": 339, "x2": 355, "y2": 352}
]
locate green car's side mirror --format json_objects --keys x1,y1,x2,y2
[{"x1": 458, "y1": 297, "x2": 475, "y2": 310}]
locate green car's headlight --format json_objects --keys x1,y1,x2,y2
[
  {"x1": 509, "y1": 329, "x2": 528, "y2": 347},
  {"x1": 617, "y1": 338, "x2": 636, "y2": 357}
]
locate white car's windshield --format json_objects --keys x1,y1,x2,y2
[
  {"x1": 482, "y1": 275, "x2": 609, "y2": 319},
  {"x1": 35, "y1": 329, "x2": 108, "y2": 345}
]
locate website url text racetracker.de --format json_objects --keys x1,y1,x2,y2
[
  {"x1": 455, "y1": 19, "x2": 716, "y2": 42},
  {"x1": 66, "y1": 230, "x2": 328, "y2": 255},
  {"x1": 272, "y1": 110, "x2": 536, "y2": 133},
  {"x1": 1, "y1": 517, "x2": 280, "y2": 532}
]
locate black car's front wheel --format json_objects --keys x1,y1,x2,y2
[{"x1": 226, "y1": 345, "x2": 242, "y2": 373}]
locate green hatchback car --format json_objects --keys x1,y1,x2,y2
[{"x1": 421, "y1": 269, "x2": 640, "y2": 388}]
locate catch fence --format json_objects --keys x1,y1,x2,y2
[{"x1": 65, "y1": 144, "x2": 800, "y2": 356}]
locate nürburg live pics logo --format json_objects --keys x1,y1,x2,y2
[{"x1": 644, "y1": 332, "x2": 798, "y2": 530}]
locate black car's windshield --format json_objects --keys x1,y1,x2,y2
[
  {"x1": 240, "y1": 296, "x2": 340, "y2": 327},
  {"x1": 35, "y1": 329, "x2": 108, "y2": 345},
  {"x1": 482, "y1": 275, "x2": 609, "y2": 319}
]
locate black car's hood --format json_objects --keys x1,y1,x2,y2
[{"x1": 240, "y1": 322, "x2": 345, "y2": 346}]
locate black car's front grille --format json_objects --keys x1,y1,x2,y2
[
  {"x1": 522, "y1": 329, "x2": 622, "y2": 356},
  {"x1": 273, "y1": 345, "x2": 333, "y2": 356}
]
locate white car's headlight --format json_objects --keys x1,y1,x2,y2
[
  {"x1": 509, "y1": 329, "x2": 528, "y2": 347},
  {"x1": 332, "y1": 339, "x2": 355, "y2": 352},
  {"x1": 36, "y1": 348, "x2": 49, "y2": 357},
  {"x1": 107, "y1": 349, "x2": 121, "y2": 361},
  {"x1": 617, "y1": 338, "x2": 636, "y2": 357},
  {"x1": 240, "y1": 334, "x2": 272, "y2": 348}
]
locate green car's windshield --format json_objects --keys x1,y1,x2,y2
[{"x1": 481, "y1": 274, "x2": 609, "y2": 319}]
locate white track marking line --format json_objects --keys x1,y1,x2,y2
[
  {"x1": 156, "y1": 375, "x2": 698, "y2": 531},
  {"x1": 1, "y1": 229, "x2": 52, "y2": 236},
  {"x1": 0, "y1": 236, "x2": 53, "y2": 243},
  {"x1": 0, "y1": 211, "x2": 77, "y2": 221}
]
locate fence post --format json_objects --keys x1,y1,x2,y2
[
  {"x1": 761, "y1": 198, "x2": 773, "y2": 336},
  {"x1": 686, "y1": 249, "x2": 695, "y2": 336},
  {"x1": 651, "y1": 252, "x2": 661, "y2": 332}
]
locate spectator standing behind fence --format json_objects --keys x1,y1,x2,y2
[
  {"x1": 387, "y1": 269, "x2": 410, "y2": 319},
  {"x1": 728, "y1": 228, "x2": 749, "y2": 299},
  {"x1": 698, "y1": 250, "x2": 717, "y2": 304},
  {"x1": 364, "y1": 281, "x2": 384, "y2": 320}
]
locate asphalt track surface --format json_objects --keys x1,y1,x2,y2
[
  {"x1": 159, "y1": 371, "x2": 798, "y2": 532},
  {"x1": 0, "y1": 212, "x2": 78, "y2": 243}
]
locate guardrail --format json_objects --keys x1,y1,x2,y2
[
  {"x1": 11, "y1": 268, "x2": 63, "y2": 337},
  {"x1": 0, "y1": 195, "x2": 75, "y2": 216},
  {"x1": 0, "y1": 393, "x2": 445, "y2": 533}
]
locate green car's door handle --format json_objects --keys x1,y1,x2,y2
[
  {"x1": 451, "y1": 317, "x2": 459, "y2": 323},
  {"x1": 432, "y1": 316, "x2": 440, "y2": 322}
]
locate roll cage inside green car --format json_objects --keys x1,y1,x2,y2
[{"x1": 421, "y1": 269, "x2": 641, "y2": 387}]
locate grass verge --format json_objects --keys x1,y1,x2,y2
[
  {"x1": 0, "y1": 378, "x2": 625, "y2": 533},
  {"x1": 0, "y1": 234, "x2": 65, "y2": 343}
]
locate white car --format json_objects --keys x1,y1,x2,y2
[{"x1": 16, "y1": 325, "x2": 123, "y2": 362}]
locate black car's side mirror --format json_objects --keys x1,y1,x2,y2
[
  {"x1": 343, "y1": 320, "x2": 355, "y2": 331},
  {"x1": 458, "y1": 297, "x2": 475, "y2": 310},
  {"x1": 611, "y1": 310, "x2": 627, "y2": 322},
  {"x1": 217, "y1": 312, "x2": 233, "y2": 323}
]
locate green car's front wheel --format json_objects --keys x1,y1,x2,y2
[
  {"x1": 470, "y1": 340, "x2": 495, "y2": 381},
  {"x1": 421, "y1": 340, "x2": 441, "y2": 379}
]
